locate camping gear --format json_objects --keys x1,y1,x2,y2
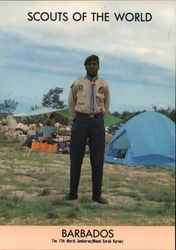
[
  {"x1": 31, "y1": 142, "x2": 58, "y2": 153},
  {"x1": 108, "y1": 123, "x2": 123, "y2": 134},
  {"x1": 105, "y1": 111, "x2": 175, "y2": 168},
  {"x1": 57, "y1": 140, "x2": 70, "y2": 154}
]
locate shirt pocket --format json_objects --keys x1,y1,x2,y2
[
  {"x1": 76, "y1": 91, "x2": 87, "y2": 106},
  {"x1": 77, "y1": 91, "x2": 86, "y2": 98}
]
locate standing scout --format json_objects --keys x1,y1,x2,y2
[{"x1": 67, "y1": 55, "x2": 110, "y2": 204}]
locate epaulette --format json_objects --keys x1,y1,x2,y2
[
  {"x1": 76, "y1": 77, "x2": 83, "y2": 81},
  {"x1": 73, "y1": 76, "x2": 85, "y2": 86},
  {"x1": 100, "y1": 78, "x2": 109, "y2": 86},
  {"x1": 70, "y1": 77, "x2": 83, "y2": 88}
]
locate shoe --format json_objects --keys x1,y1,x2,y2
[
  {"x1": 64, "y1": 193, "x2": 78, "y2": 201},
  {"x1": 92, "y1": 196, "x2": 108, "y2": 204}
]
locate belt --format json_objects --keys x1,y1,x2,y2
[{"x1": 76, "y1": 112, "x2": 103, "y2": 118}]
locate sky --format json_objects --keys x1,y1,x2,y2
[{"x1": 0, "y1": 1, "x2": 175, "y2": 114}]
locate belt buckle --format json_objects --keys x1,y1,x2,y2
[{"x1": 90, "y1": 114, "x2": 94, "y2": 118}]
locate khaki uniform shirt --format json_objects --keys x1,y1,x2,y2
[{"x1": 68, "y1": 76, "x2": 110, "y2": 118}]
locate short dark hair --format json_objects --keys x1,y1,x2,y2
[{"x1": 84, "y1": 55, "x2": 99, "y2": 66}]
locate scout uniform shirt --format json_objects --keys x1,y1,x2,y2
[{"x1": 68, "y1": 75, "x2": 110, "y2": 118}]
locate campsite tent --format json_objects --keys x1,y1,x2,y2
[
  {"x1": 13, "y1": 107, "x2": 60, "y2": 117},
  {"x1": 105, "y1": 112, "x2": 175, "y2": 168},
  {"x1": 14, "y1": 108, "x2": 122, "y2": 127}
]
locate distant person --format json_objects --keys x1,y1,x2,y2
[
  {"x1": 44, "y1": 113, "x2": 56, "y2": 126},
  {"x1": 22, "y1": 122, "x2": 42, "y2": 147},
  {"x1": 38, "y1": 113, "x2": 56, "y2": 142},
  {"x1": 66, "y1": 55, "x2": 110, "y2": 204}
]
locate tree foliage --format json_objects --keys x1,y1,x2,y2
[
  {"x1": 31, "y1": 105, "x2": 41, "y2": 110},
  {"x1": 112, "y1": 110, "x2": 146, "y2": 123},
  {"x1": 0, "y1": 99, "x2": 18, "y2": 114},
  {"x1": 112, "y1": 106, "x2": 175, "y2": 123},
  {"x1": 152, "y1": 106, "x2": 175, "y2": 122},
  {"x1": 112, "y1": 111, "x2": 120, "y2": 118},
  {"x1": 42, "y1": 87, "x2": 66, "y2": 109}
]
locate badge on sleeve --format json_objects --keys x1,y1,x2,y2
[
  {"x1": 99, "y1": 87, "x2": 104, "y2": 94},
  {"x1": 78, "y1": 85, "x2": 83, "y2": 90}
]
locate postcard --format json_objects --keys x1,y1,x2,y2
[{"x1": 0, "y1": 0, "x2": 175, "y2": 250}]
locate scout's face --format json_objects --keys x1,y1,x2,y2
[{"x1": 85, "y1": 59, "x2": 99, "y2": 78}]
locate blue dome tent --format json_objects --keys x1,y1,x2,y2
[{"x1": 105, "y1": 112, "x2": 175, "y2": 168}]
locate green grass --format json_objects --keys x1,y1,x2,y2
[{"x1": 0, "y1": 134, "x2": 175, "y2": 225}]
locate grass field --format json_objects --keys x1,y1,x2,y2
[{"x1": 0, "y1": 134, "x2": 175, "y2": 225}]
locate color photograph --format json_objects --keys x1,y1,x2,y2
[{"x1": 0, "y1": 0, "x2": 175, "y2": 230}]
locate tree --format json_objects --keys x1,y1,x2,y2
[
  {"x1": 111, "y1": 110, "x2": 146, "y2": 123},
  {"x1": 152, "y1": 105, "x2": 175, "y2": 122},
  {"x1": 0, "y1": 99, "x2": 18, "y2": 114},
  {"x1": 112, "y1": 111, "x2": 120, "y2": 117},
  {"x1": 42, "y1": 87, "x2": 66, "y2": 109},
  {"x1": 31, "y1": 105, "x2": 41, "y2": 110}
]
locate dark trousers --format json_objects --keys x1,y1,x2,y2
[{"x1": 69, "y1": 116, "x2": 105, "y2": 198}]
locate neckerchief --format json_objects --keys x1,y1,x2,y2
[{"x1": 86, "y1": 74, "x2": 98, "y2": 112}]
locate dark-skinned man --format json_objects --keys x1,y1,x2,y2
[{"x1": 66, "y1": 55, "x2": 110, "y2": 204}]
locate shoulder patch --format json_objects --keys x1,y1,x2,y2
[{"x1": 78, "y1": 85, "x2": 83, "y2": 90}]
